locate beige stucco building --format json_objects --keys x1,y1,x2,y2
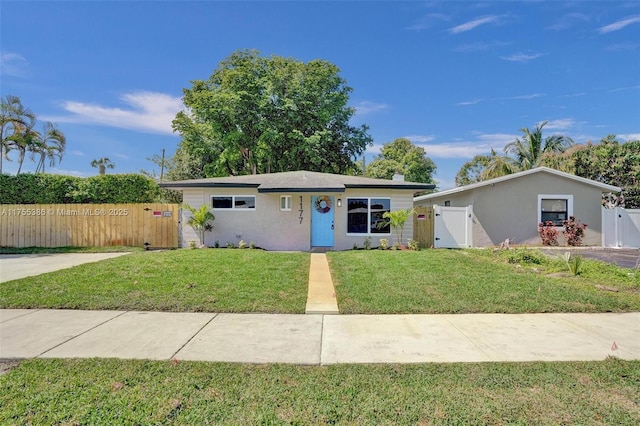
[
  {"x1": 161, "y1": 170, "x2": 433, "y2": 251},
  {"x1": 414, "y1": 167, "x2": 621, "y2": 247}
]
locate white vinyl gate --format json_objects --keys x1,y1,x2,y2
[
  {"x1": 602, "y1": 207, "x2": 640, "y2": 248},
  {"x1": 433, "y1": 205, "x2": 473, "y2": 248}
]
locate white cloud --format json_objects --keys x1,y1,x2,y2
[
  {"x1": 0, "y1": 52, "x2": 29, "y2": 78},
  {"x1": 618, "y1": 133, "x2": 640, "y2": 141},
  {"x1": 455, "y1": 40, "x2": 510, "y2": 52},
  {"x1": 500, "y1": 52, "x2": 544, "y2": 62},
  {"x1": 405, "y1": 135, "x2": 436, "y2": 144},
  {"x1": 456, "y1": 98, "x2": 484, "y2": 106},
  {"x1": 406, "y1": 13, "x2": 450, "y2": 31},
  {"x1": 45, "y1": 91, "x2": 183, "y2": 135},
  {"x1": 608, "y1": 85, "x2": 640, "y2": 92},
  {"x1": 597, "y1": 16, "x2": 640, "y2": 34},
  {"x1": 546, "y1": 13, "x2": 590, "y2": 31},
  {"x1": 542, "y1": 118, "x2": 577, "y2": 130},
  {"x1": 456, "y1": 93, "x2": 543, "y2": 106},
  {"x1": 449, "y1": 16, "x2": 499, "y2": 34},
  {"x1": 70, "y1": 150, "x2": 85, "y2": 157},
  {"x1": 606, "y1": 42, "x2": 639, "y2": 51},
  {"x1": 354, "y1": 101, "x2": 389, "y2": 116},
  {"x1": 405, "y1": 133, "x2": 517, "y2": 159},
  {"x1": 49, "y1": 167, "x2": 88, "y2": 177}
]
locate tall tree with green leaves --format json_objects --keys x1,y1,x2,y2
[
  {"x1": 91, "y1": 157, "x2": 115, "y2": 175},
  {"x1": 1, "y1": 95, "x2": 36, "y2": 174},
  {"x1": 172, "y1": 49, "x2": 372, "y2": 177},
  {"x1": 31, "y1": 122, "x2": 67, "y2": 173},
  {"x1": 366, "y1": 138, "x2": 436, "y2": 184},
  {"x1": 504, "y1": 121, "x2": 573, "y2": 170}
]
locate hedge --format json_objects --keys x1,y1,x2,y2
[{"x1": 0, "y1": 173, "x2": 173, "y2": 204}]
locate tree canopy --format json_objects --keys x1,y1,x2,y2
[
  {"x1": 365, "y1": 138, "x2": 436, "y2": 184},
  {"x1": 1, "y1": 95, "x2": 66, "y2": 174},
  {"x1": 539, "y1": 135, "x2": 640, "y2": 208},
  {"x1": 170, "y1": 49, "x2": 372, "y2": 178},
  {"x1": 455, "y1": 122, "x2": 572, "y2": 186}
]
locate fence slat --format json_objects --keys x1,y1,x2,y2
[{"x1": 0, "y1": 204, "x2": 179, "y2": 248}]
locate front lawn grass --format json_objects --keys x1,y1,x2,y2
[
  {"x1": 328, "y1": 249, "x2": 640, "y2": 314},
  {"x1": 1, "y1": 358, "x2": 639, "y2": 425},
  {"x1": 0, "y1": 249, "x2": 309, "y2": 313}
]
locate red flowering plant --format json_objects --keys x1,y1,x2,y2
[
  {"x1": 538, "y1": 221, "x2": 559, "y2": 246},
  {"x1": 563, "y1": 216, "x2": 587, "y2": 246}
]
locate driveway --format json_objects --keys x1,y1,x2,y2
[
  {"x1": 0, "y1": 253, "x2": 130, "y2": 283},
  {"x1": 540, "y1": 247, "x2": 640, "y2": 269}
]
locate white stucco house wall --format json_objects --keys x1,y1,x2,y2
[
  {"x1": 414, "y1": 167, "x2": 621, "y2": 247},
  {"x1": 161, "y1": 170, "x2": 434, "y2": 251}
]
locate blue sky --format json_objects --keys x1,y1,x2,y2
[{"x1": 1, "y1": 0, "x2": 639, "y2": 189}]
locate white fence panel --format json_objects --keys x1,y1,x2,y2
[
  {"x1": 602, "y1": 207, "x2": 640, "y2": 248},
  {"x1": 434, "y1": 205, "x2": 473, "y2": 248}
]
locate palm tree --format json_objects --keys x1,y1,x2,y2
[
  {"x1": 31, "y1": 122, "x2": 67, "y2": 173},
  {"x1": 1, "y1": 95, "x2": 36, "y2": 173},
  {"x1": 91, "y1": 157, "x2": 115, "y2": 175},
  {"x1": 7, "y1": 122, "x2": 40, "y2": 174},
  {"x1": 504, "y1": 121, "x2": 573, "y2": 170},
  {"x1": 183, "y1": 203, "x2": 215, "y2": 246},
  {"x1": 481, "y1": 148, "x2": 519, "y2": 180},
  {"x1": 377, "y1": 208, "x2": 415, "y2": 246}
]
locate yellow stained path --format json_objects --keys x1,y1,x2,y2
[{"x1": 305, "y1": 253, "x2": 339, "y2": 314}]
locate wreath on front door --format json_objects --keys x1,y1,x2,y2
[{"x1": 315, "y1": 196, "x2": 332, "y2": 213}]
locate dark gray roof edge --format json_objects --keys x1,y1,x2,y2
[
  {"x1": 159, "y1": 182, "x2": 260, "y2": 189},
  {"x1": 346, "y1": 184, "x2": 436, "y2": 190},
  {"x1": 258, "y1": 187, "x2": 346, "y2": 193}
]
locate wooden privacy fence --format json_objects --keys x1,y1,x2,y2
[
  {"x1": 413, "y1": 206, "x2": 434, "y2": 249},
  {"x1": 0, "y1": 204, "x2": 179, "y2": 248}
]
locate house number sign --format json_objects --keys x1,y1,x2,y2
[{"x1": 299, "y1": 196, "x2": 304, "y2": 224}]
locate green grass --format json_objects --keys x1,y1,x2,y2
[
  {"x1": 0, "y1": 249, "x2": 309, "y2": 313},
  {"x1": 1, "y1": 358, "x2": 639, "y2": 424},
  {"x1": 328, "y1": 249, "x2": 640, "y2": 314}
]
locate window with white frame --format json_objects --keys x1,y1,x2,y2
[
  {"x1": 347, "y1": 197, "x2": 391, "y2": 234},
  {"x1": 280, "y1": 195, "x2": 292, "y2": 211},
  {"x1": 538, "y1": 194, "x2": 573, "y2": 226},
  {"x1": 212, "y1": 195, "x2": 256, "y2": 210}
]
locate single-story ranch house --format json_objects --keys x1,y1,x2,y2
[
  {"x1": 161, "y1": 170, "x2": 434, "y2": 251},
  {"x1": 414, "y1": 167, "x2": 621, "y2": 247}
]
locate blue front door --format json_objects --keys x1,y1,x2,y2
[{"x1": 311, "y1": 195, "x2": 335, "y2": 247}]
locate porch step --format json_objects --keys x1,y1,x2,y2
[{"x1": 305, "y1": 253, "x2": 339, "y2": 314}]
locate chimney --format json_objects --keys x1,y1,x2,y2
[{"x1": 392, "y1": 173, "x2": 404, "y2": 182}]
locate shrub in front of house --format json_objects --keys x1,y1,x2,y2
[
  {"x1": 538, "y1": 221, "x2": 559, "y2": 246},
  {"x1": 563, "y1": 216, "x2": 587, "y2": 246}
]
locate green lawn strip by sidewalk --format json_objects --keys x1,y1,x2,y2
[
  {"x1": 328, "y1": 249, "x2": 640, "y2": 314},
  {"x1": 1, "y1": 358, "x2": 639, "y2": 425},
  {"x1": 0, "y1": 249, "x2": 309, "y2": 313}
]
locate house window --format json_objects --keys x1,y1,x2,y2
[
  {"x1": 212, "y1": 195, "x2": 256, "y2": 210},
  {"x1": 280, "y1": 195, "x2": 292, "y2": 211},
  {"x1": 444, "y1": 200, "x2": 451, "y2": 207},
  {"x1": 347, "y1": 198, "x2": 391, "y2": 234},
  {"x1": 538, "y1": 194, "x2": 573, "y2": 226}
]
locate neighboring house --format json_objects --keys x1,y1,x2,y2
[
  {"x1": 161, "y1": 170, "x2": 434, "y2": 251},
  {"x1": 414, "y1": 167, "x2": 621, "y2": 247}
]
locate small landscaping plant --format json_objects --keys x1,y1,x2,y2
[
  {"x1": 377, "y1": 208, "x2": 415, "y2": 247},
  {"x1": 538, "y1": 221, "x2": 559, "y2": 246},
  {"x1": 379, "y1": 238, "x2": 389, "y2": 250},
  {"x1": 408, "y1": 238, "x2": 419, "y2": 251},
  {"x1": 563, "y1": 252, "x2": 583, "y2": 275},
  {"x1": 563, "y1": 216, "x2": 587, "y2": 246},
  {"x1": 238, "y1": 240, "x2": 247, "y2": 249},
  {"x1": 363, "y1": 236, "x2": 372, "y2": 250},
  {"x1": 183, "y1": 203, "x2": 215, "y2": 246}
]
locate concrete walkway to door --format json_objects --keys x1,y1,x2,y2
[{"x1": 305, "y1": 253, "x2": 339, "y2": 314}]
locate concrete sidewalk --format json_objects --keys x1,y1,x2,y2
[{"x1": 2, "y1": 309, "x2": 638, "y2": 364}]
